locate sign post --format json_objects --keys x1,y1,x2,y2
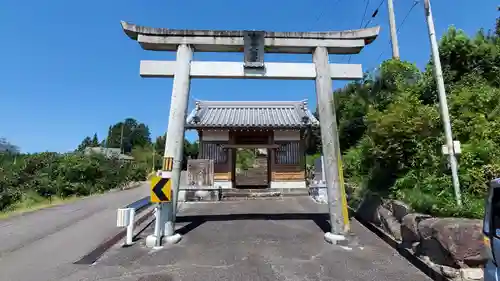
[{"x1": 147, "y1": 175, "x2": 172, "y2": 248}]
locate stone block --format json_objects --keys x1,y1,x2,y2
[
  {"x1": 356, "y1": 193, "x2": 383, "y2": 226},
  {"x1": 378, "y1": 206, "x2": 402, "y2": 241},
  {"x1": 401, "y1": 213, "x2": 432, "y2": 246}
]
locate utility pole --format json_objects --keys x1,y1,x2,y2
[
  {"x1": 423, "y1": 0, "x2": 462, "y2": 206},
  {"x1": 120, "y1": 122, "x2": 124, "y2": 154},
  {"x1": 387, "y1": 0, "x2": 400, "y2": 59},
  {"x1": 152, "y1": 143, "x2": 156, "y2": 172}
]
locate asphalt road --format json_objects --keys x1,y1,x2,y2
[
  {"x1": 62, "y1": 197, "x2": 433, "y2": 281},
  {"x1": 0, "y1": 183, "x2": 149, "y2": 281}
]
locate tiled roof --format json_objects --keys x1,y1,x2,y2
[{"x1": 185, "y1": 100, "x2": 319, "y2": 129}]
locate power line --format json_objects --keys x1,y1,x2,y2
[
  {"x1": 309, "y1": 0, "x2": 342, "y2": 31},
  {"x1": 373, "y1": 0, "x2": 386, "y2": 15},
  {"x1": 310, "y1": 0, "x2": 343, "y2": 63},
  {"x1": 363, "y1": 0, "x2": 384, "y2": 28},
  {"x1": 376, "y1": 1, "x2": 419, "y2": 61},
  {"x1": 347, "y1": 0, "x2": 383, "y2": 62},
  {"x1": 359, "y1": 0, "x2": 371, "y2": 28}
]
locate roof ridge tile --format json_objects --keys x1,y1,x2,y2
[{"x1": 185, "y1": 99, "x2": 319, "y2": 129}]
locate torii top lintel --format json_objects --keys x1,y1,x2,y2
[{"x1": 120, "y1": 21, "x2": 380, "y2": 54}]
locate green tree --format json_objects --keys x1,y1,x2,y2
[
  {"x1": 341, "y1": 18, "x2": 500, "y2": 218},
  {"x1": 436, "y1": 27, "x2": 500, "y2": 87},
  {"x1": 236, "y1": 148, "x2": 256, "y2": 170},
  {"x1": 91, "y1": 133, "x2": 99, "y2": 147},
  {"x1": 106, "y1": 118, "x2": 152, "y2": 153},
  {"x1": 154, "y1": 134, "x2": 166, "y2": 156},
  {"x1": 495, "y1": 7, "x2": 499, "y2": 37},
  {"x1": 152, "y1": 134, "x2": 198, "y2": 170},
  {"x1": 307, "y1": 60, "x2": 420, "y2": 155},
  {"x1": 184, "y1": 139, "x2": 199, "y2": 159},
  {"x1": 182, "y1": 139, "x2": 199, "y2": 170},
  {"x1": 76, "y1": 136, "x2": 92, "y2": 152},
  {"x1": 132, "y1": 145, "x2": 162, "y2": 172}
]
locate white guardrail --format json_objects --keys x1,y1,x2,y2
[{"x1": 116, "y1": 196, "x2": 151, "y2": 246}]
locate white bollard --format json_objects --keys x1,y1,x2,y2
[
  {"x1": 117, "y1": 208, "x2": 132, "y2": 227},
  {"x1": 125, "y1": 208, "x2": 136, "y2": 246},
  {"x1": 117, "y1": 208, "x2": 136, "y2": 246}
]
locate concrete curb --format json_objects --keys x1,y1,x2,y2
[
  {"x1": 351, "y1": 207, "x2": 450, "y2": 281},
  {"x1": 119, "y1": 181, "x2": 144, "y2": 191},
  {"x1": 75, "y1": 202, "x2": 186, "y2": 264},
  {"x1": 73, "y1": 206, "x2": 155, "y2": 265}
]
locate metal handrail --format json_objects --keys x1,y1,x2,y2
[{"x1": 125, "y1": 196, "x2": 151, "y2": 213}]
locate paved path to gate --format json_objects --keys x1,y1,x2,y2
[
  {"x1": 0, "y1": 183, "x2": 149, "y2": 281},
  {"x1": 62, "y1": 197, "x2": 432, "y2": 281}
]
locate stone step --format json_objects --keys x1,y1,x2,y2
[
  {"x1": 238, "y1": 170, "x2": 268, "y2": 173},
  {"x1": 235, "y1": 179, "x2": 268, "y2": 183},
  {"x1": 223, "y1": 191, "x2": 281, "y2": 199},
  {"x1": 222, "y1": 196, "x2": 283, "y2": 201},
  {"x1": 235, "y1": 166, "x2": 269, "y2": 186},
  {"x1": 221, "y1": 188, "x2": 309, "y2": 201},
  {"x1": 236, "y1": 172, "x2": 267, "y2": 177}
]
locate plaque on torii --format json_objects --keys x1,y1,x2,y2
[
  {"x1": 243, "y1": 30, "x2": 265, "y2": 69},
  {"x1": 120, "y1": 20, "x2": 380, "y2": 247}
]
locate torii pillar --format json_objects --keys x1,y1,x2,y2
[{"x1": 121, "y1": 21, "x2": 380, "y2": 247}]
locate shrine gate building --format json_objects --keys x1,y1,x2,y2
[{"x1": 185, "y1": 100, "x2": 319, "y2": 190}]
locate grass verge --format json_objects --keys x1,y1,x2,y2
[
  {"x1": 0, "y1": 182, "x2": 145, "y2": 220},
  {"x1": 0, "y1": 193, "x2": 83, "y2": 220}
]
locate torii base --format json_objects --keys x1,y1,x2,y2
[
  {"x1": 145, "y1": 233, "x2": 182, "y2": 248},
  {"x1": 324, "y1": 232, "x2": 348, "y2": 246}
]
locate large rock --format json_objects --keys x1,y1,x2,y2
[
  {"x1": 432, "y1": 218, "x2": 487, "y2": 268},
  {"x1": 416, "y1": 218, "x2": 451, "y2": 266},
  {"x1": 416, "y1": 217, "x2": 488, "y2": 268},
  {"x1": 378, "y1": 206, "x2": 402, "y2": 241},
  {"x1": 460, "y1": 268, "x2": 484, "y2": 280},
  {"x1": 356, "y1": 193, "x2": 383, "y2": 226},
  {"x1": 386, "y1": 200, "x2": 411, "y2": 222},
  {"x1": 401, "y1": 213, "x2": 432, "y2": 246}
]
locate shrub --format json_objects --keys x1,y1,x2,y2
[
  {"x1": 332, "y1": 27, "x2": 500, "y2": 219},
  {"x1": 0, "y1": 151, "x2": 146, "y2": 212}
]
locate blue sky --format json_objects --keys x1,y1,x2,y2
[{"x1": 1, "y1": 0, "x2": 498, "y2": 153}]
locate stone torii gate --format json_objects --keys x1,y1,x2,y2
[{"x1": 121, "y1": 21, "x2": 380, "y2": 247}]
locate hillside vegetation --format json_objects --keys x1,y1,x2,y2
[
  {"x1": 0, "y1": 152, "x2": 145, "y2": 212},
  {"x1": 0, "y1": 119, "x2": 199, "y2": 214},
  {"x1": 307, "y1": 21, "x2": 500, "y2": 219}
]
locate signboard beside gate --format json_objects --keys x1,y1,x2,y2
[{"x1": 186, "y1": 159, "x2": 214, "y2": 189}]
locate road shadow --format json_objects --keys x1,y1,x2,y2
[
  {"x1": 130, "y1": 218, "x2": 155, "y2": 243},
  {"x1": 75, "y1": 209, "x2": 155, "y2": 264},
  {"x1": 175, "y1": 213, "x2": 331, "y2": 235}
]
